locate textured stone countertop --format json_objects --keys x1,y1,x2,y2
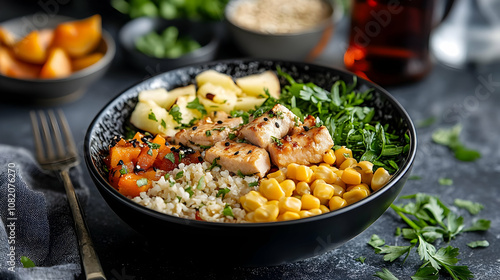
[{"x1": 1, "y1": 1, "x2": 499, "y2": 279}]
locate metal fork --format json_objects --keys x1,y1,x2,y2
[{"x1": 30, "y1": 109, "x2": 106, "y2": 280}]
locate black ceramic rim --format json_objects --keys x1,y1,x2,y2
[{"x1": 84, "y1": 58, "x2": 417, "y2": 229}]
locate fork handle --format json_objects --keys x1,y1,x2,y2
[{"x1": 60, "y1": 170, "x2": 107, "y2": 280}]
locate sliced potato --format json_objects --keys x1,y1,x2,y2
[
  {"x1": 138, "y1": 88, "x2": 170, "y2": 107},
  {"x1": 197, "y1": 82, "x2": 237, "y2": 106},
  {"x1": 173, "y1": 95, "x2": 202, "y2": 126},
  {"x1": 236, "y1": 70, "x2": 280, "y2": 99},
  {"x1": 163, "y1": 84, "x2": 196, "y2": 109},
  {"x1": 130, "y1": 100, "x2": 177, "y2": 136},
  {"x1": 234, "y1": 96, "x2": 267, "y2": 111},
  {"x1": 195, "y1": 70, "x2": 242, "y2": 96}
]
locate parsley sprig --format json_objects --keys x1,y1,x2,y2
[{"x1": 371, "y1": 193, "x2": 490, "y2": 280}]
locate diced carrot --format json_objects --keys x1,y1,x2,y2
[
  {"x1": 154, "y1": 146, "x2": 178, "y2": 172},
  {"x1": 52, "y1": 14, "x2": 102, "y2": 57},
  {"x1": 132, "y1": 132, "x2": 145, "y2": 143},
  {"x1": 109, "y1": 145, "x2": 141, "y2": 169},
  {"x1": 117, "y1": 173, "x2": 151, "y2": 197}
]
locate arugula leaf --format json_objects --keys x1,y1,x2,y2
[
  {"x1": 454, "y1": 199, "x2": 484, "y2": 215},
  {"x1": 467, "y1": 240, "x2": 489, "y2": 248},
  {"x1": 374, "y1": 268, "x2": 399, "y2": 280},
  {"x1": 20, "y1": 256, "x2": 36, "y2": 268}
]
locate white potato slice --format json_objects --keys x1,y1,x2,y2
[
  {"x1": 234, "y1": 97, "x2": 267, "y2": 111},
  {"x1": 195, "y1": 70, "x2": 242, "y2": 96},
  {"x1": 236, "y1": 70, "x2": 281, "y2": 99},
  {"x1": 197, "y1": 82, "x2": 237, "y2": 105},
  {"x1": 163, "y1": 84, "x2": 196, "y2": 109},
  {"x1": 130, "y1": 100, "x2": 177, "y2": 137},
  {"x1": 172, "y1": 95, "x2": 202, "y2": 126},
  {"x1": 138, "y1": 88, "x2": 170, "y2": 108}
]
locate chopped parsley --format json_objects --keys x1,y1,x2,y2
[
  {"x1": 237, "y1": 170, "x2": 245, "y2": 178},
  {"x1": 136, "y1": 178, "x2": 148, "y2": 187},
  {"x1": 146, "y1": 141, "x2": 161, "y2": 150},
  {"x1": 271, "y1": 136, "x2": 283, "y2": 147},
  {"x1": 160, "y1": 119, "x2": 167, "y2": 129},
  {"x1": 212, "y1": 126, "x2": 226, "y2": 131},
  {"x1": 228, "y1": 133, "x2": 236, "y2": 140},
  {"x1": 175, "y1": 171, "x2": 184, "y2": 180},
  {"x1": 216, "y1": 188, "x2": 230, "y2": 199},
  {"x1": 185, "y1": 186, "x2": 194, "y2": 198},
  {"x1": 148, "y1": 110, "x2": 158, "y2": 122},
  {"x1": 355, "y1": 256, "x2": 366, "y2": 264},
  {"x1": 169, "y1": 104, "x2": 183, "y2": 123},
  {"x1": 438, "y1": 177, "x2": 453, "y2": 186},
  {"x1": 165, "y1": 152, "x2": 176, "y2": 164},
  {"x1": 186, "y1": 97, "x2": 207, "y2": 115},
  {"x1": 454, "y1": 199, "x2": 484, "y2": 215},
  {"x1": 467, "y1": 240, "x2": 489, "y2": 248},
  {"x1": 248, "y1": 181, "x2": 259, "y2": 187},
  {"x1": 222, "y1": 204, "x2": 234, "y2": 217},
  {"x1": 205, "y1": 130, "x2": 212, "y2": 137},
  {"x1": 432, "y1": 124, "x2": 481, "y2": 162},
  {"x1": 119, "y1": 165, "x2": 128, "y2": 175},
  {"x1": 206, "y1": 157, "x2": 220, "y2": 171},
  {"x1": 20, "y1": 256, "x2": 35, "y2": 268}
]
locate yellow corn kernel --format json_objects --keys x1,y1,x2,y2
[
  {"x1": 333, "y1": 173, "x2": 346, "y2": 189},
  {"x1": 346, "y1": 183, "x2": 371, "y2": 194},
  {"x1": 312, "y1": 182, "x2": 335, "y2": 201},
  {"x1": 310, "y1": 165, "x2": 319, "y2": 172},
  {"x1": 240, "y1": 191, "x2": 268, "y2": 212},
  {"x1": 299, "y1": 210, "x2": 313, "y2": 218},
  {"x1": 312, "y1": 165, "x2": 338, "y2": 184},
  {"x1": 280, "y1": 180, "x2": 296, "y2": 197},
  {"x1": 278, "y1": 196, "x2": 302, "y2": 213},
  {"x1": 341, "y1": 167, "x2": 362, "y2": 185},
  {"x1": 331, "y1": 184, "x2": 345, "y2": 197},
  {"x1": 253, "y1": 203, "x2": 279, "y2": 222},
  {"x1": 343, "y1": 188, "x2": 369, "y2": 205},
  {"x1": 334, "y1": 169, "x2": 344, "y2": 179},
  {"x1": 297, "y1": 165, "x2": 314, "y2": 182},
  {"x1": 286, "y1": 163, "x2": 299, "y2": 180},
  {"x1": 310, "y1": 179, "x2": 325, "y2": 192},
  {"x1": 259, "y1": 178, "x2": 285, "y2": 200},
  {"x1": 357, "y1": 161, "x2": 374, "y2": 184},
  {"x1": 329, "y1": 196, "x2": 347, "y2": 211},
  {"x1": 319, "y1": 205, "x2": 330, "y2": 214},
  {"x1": 267, "y1": 169, "x2": 286, "y2": 183},
  {"x1": 371, "y1": 167, "x2": 391, "y2": 191},
  {"x1": 309, "y1": 208, "x2": 323, "y2": 216},
  {"x1": 245, "y1": 211, "x2": 255, "y2": 222},
  {"x1": 301, "y1": 194, "x2": 321, "y2": 210},
  {"x1": 295, "y1": 181, "x2": 311, "y2": 196},
  {"x1": 323, "y1": 149, "x2": 336, "y2": 165},
  {"x1": 266, "y1": 200, "x2": 279, "y2": 207},
  {"x1": 339, "y1": 157, "x2": 358, "y2": 170},
  {"x1": 277, "y1": 211, "x2": 301, "y2": 221},
  {"x1": 334, "y1": 146, "x2": 353, "y2": 167}
]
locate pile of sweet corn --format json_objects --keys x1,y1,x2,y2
[{"x1": 240, "y1": 146, "x2": 392, "y2": 222}]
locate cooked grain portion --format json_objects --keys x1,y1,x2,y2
[{"x1": 205, "y1": 141, "x2": 271, "y2": 178}]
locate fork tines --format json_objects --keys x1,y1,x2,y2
[{"x1": 30, "y1": 109, "x2": 78, "y2": 166}]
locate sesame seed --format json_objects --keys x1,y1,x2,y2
[
  {"x1": 217, "y1": 120, "x2": 223, "y2": 124},
  {"x1": 225, "y1": 142, "x2": 230, "y2": 146},
  {"x1": 234, "y1": 151, "x2": 239, "y2": 155},
  {"x1": 264, "y1": 117, "x2": 268, "y2": 121},
  {"x1": 192, "y1": 126, "x2": 197, "y2": 130},
  {"x1": 247, "y1": 150, "x2": 252, "y2": 154},
  {"x1": 304, "y1": 126, "x2": 310, "y2": 131},
  {"x1": 275, "y1": 122, "x2": 280, "y2": 128}
]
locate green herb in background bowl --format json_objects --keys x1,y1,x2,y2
[{"x1": 135, "y1": 26, "x2": 201, "y2": 59}]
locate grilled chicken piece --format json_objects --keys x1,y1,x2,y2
[
  {"x1": 268, "y1": 125, "x2": 334, "y2": 167},
  {"x1": 204, "y1": 141, "x2": 271, "y2": 178},
  {"x1": 175, "y1": 115, "x2": 242, "y2": 150},
  {"x1": 238, "y1": 104, "x2": 297, "y2": 149}
]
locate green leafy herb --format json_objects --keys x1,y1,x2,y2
[
  {"x1": 438, "y1": 178, "x2": 453, "y2": 186},
  {"x1": 20, "y1": 256, "x2": 35, "y2": 268},
  {"x1": 205, "y1": 130, "x2": 212, "y2": 137},
  {"x1": 395, "y1": 227, "x2": 401, "y2": 236},
  {"x1": 136, "y1": 178, "x2": 148, "y2": 187},
  {"x1": 196, "y1": 176, "x2": 205, "y2": 190},
  {"x1": 169, "y1": 104, "x2": 183, "y2": 123},
  {"x1": 165, "y1": 152, "x2": 176, "y2": 164},
  {"x1": 185, "y1": 186, "x2": 194, "y2": 198},
  {"x1": 237, "y1": 170, "x2": 245, "y2": 178},
  {"x1": 206, "y1": 157, "x2": 220, "y2": 171},
  {"x1": 228, "y1": 133, "x2": 236, "y2": 140},
  {"x1": 432, "y1": 124, "x2": 481, "y2": 162},
  {"x1": 369, "y1": 193, "x2": 490, "y2": 280},
  {"x1": 148, "y1": 110, "x2": 158, "y2": 122},
  {"x1": 212, "y1": 127, "x2": 226, "y2": 131},
  {"x1": 119, "y1": 165, "x2": 128, "y2": 175},
  {"x1": 175, "y1": 171, "x2": 184, "y2": 180},
  {"x1": 161, "y1": 119, "x2": 167, "y2": 129},
  {"x1": 374, "y1": 268, "x2": 399, "y2": 280},
  {"x1": 271, "y1": 136, "x2": 283, "y2": 146},
  {"x1": 222, "y1": 204, "x2": 234, "y2": 217},
  {"x1": 467, "y1": 240, "x2": 489, "y2": 248},
  {"x1": 248, "y1": 181, "x2": 259, "y2": 187},
  {"x1": 216, "y1": 188, "x2": 230, "y2": 198},
  {"x1": 355, "y1": 256, "x2": 366, "y2": 264},
  {"x1": 134, "y1": 26, "x2": 201, "y2": 59},
  {"x1": 187, "y1": 97, "x2": 207, "y2": 116},
  {"x1": 454, "y1": 199, "x2": 484, "y2": 215}
]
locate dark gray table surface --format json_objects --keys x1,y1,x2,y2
[{"x1": 1, "y1": 1, "x2": 499, "y2": 279}]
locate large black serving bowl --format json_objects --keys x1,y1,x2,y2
[{"x1": 84, "y1": 59, "x2": 417, "y2": 267}]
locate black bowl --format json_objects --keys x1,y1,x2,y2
[
  {"x1": 119, "y1": 17, "x2": 221, "y2": 73},
  {"x1": 84, "y1": 59, "x2": 417, "y2": 266}
]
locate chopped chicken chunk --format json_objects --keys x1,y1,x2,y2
[
  {"x1": 175, "y1": 115, "x2": 242, "y2": 150},
  {"x1": 204, "y1": 141, "x2": 271, "y2": 178},
  {"x1": 268, "y1": 125, "x2": 334, "y2": 167},
  {"x1": 238, "y1": 104, "x2": 296, "y2": 149}
]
